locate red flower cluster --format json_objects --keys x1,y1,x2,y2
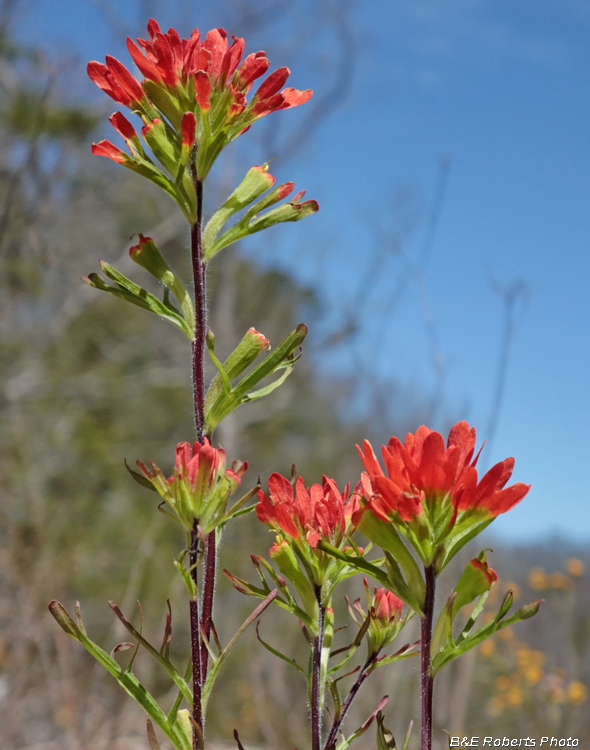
[
  {"x1": 88, "y1": 19, "x2": 312, "y2": 143},
  {"x1": 137, "y1": 438, "x2": 247, "y2": 532},
  {"x1": 355, "y1": 421, "x2": 530, "y2": 525},
  {"x1": 256, "y1": 473, "x2": 358, "y2": 549}
]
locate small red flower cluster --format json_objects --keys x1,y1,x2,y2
[
  {"x1": 256, "y1": 473, "x2": 358, "y2": 549},
  {"x1": 138, "y1": 438, "x2": 247, "y2": 532}
]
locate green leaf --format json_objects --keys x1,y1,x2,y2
[
  {"x1": 435, "y1": 518, "x2": 493, "y2": 573},
  {"x1": 204, "y1": 324, "x2": 307, "y2": 435},
  {"x1": 354, "y1": 511, "x2": 425, "y2": 611},
  {"x1": 108, "y1": 601, "x2": 192, "y2": 705},
  {"x1": 376, "y1": 711, "x2": 398, "y2": 750},
  {"x1": 202, "y1": 590, "x2": 278, "y2": 712},
  {"x1": 204, "y1": 189, "x2": 319, "y2": 261},
  {"x1": 431, "y1": 598, "x2": 543, "y2": 675},
  {"x1": 48, "y1": 601, "x2": 190, "y2": 750},
  {"x1": 202, "y1": 165, "x2": 276, "y2": 257},
  {"x1": 84, "y1": 262, "x2": 193, "y2": 338},
  {"x1": 174, "y1": 555, "x2": 198, "y2": 600},
  {"x1": 255, "y1": 622, "x2": 307, "y2": 677},
  {"x1": 335, "y1": 697, "x2": 390, "y2": 750}
]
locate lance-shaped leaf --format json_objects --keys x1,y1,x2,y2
[
  {"x1": 375, "y1": 714, "x2": 413, "y2": 750},
  {"x1": 434, "y1": 518, "x2": 494, "y2": 574},
  {"x1": 204, "y1": 181, "x2": 318, "y2": 262},
  {"x1": 129, "y1": 234, "x2": 194, "y2": 329},
  {"x1": 48, "y1": 601, "x2": 190, "y2": 750},
  {"x1": 108, "y1": 600, "x2": 192, "y2": 705},
  {"x1": 125, "y1": 458, "x2": 158, "y2": 492},
  {"x1": 370, "y1": 639, "x2": 420, "y2": 671},
  {"x1": 353, "y1": 511, "x2": 425, "y2": 611},
  {"x1": 431, "y1": 597, "x2": 543, "y2": 675},
  {"x1": 204, "y1": 324, "x2": 307, "y2": 436},
  {"x1": 201, "y1": 590, "x2": 278, "y2": 712},
  {"x1": 82, "y1": 261, "x2": 193, "y2": 339},
  {"x1": 202, "y1": 164, "x2": 278, "y2": 255},
  {"x1": 204, "y1": 327, "x2": 270, "y2": 415},
  {"x1": 224, "y1": 557, "x2": 318, "y2": 632},
  {"x1": 431, "y1": 554, "x2": 498, "y2": 660},
  {"x1": 255, "y1": 622, "x2": 307, "y2": 678},
  {"x1": 317, "y1": 540, "x2": 424, "y2": 617},
  {"x1": 334, "y1": 697, "x2": 390, "y2": 750}
]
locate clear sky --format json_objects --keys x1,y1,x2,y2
[{"x1": 12, "y1": 0, "x2": 590, "y2": 542}]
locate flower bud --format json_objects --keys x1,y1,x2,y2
[
  {"x1": 137, "y1": 439, "x2": 246, "y2": 534},
  {"x1": 359, "y1": 577, "x2": 404, "y2": 657},
  {"x1": 452, "y1": 554, "x2": 498, "y2": 618}
]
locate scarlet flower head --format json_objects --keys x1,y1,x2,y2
[
  {"x1": 353, "y1": 421, "x2": 530, "y2": 570},
  {"x1": 256, "y1": 472, "x2": 358, "y2": 550},
  {"x1": 137, "y1": 438, "x2": 247, "y2": 533},
  {"x1": 88, "y1": 18, "x2": 313, "y2": 181},
  {"x1": 256, "y1": 472, "x2": 363, "y2": 598}
]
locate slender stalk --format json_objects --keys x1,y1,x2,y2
[
  {"x1": 191, "y1": 175, "x2": 206, "y2": 444},
  {"x1": 311, "y1": 589, "x2": 326, "y2": 750},
  {"x1": 189, "y1": 525, "x2": 203, "y2": 742},
  {"x1": 421, "y1": 565, "x2": 436, "y2": 750},
  {"x1": 324, "y1": 654, "x2": 377, "y2": 750},
  {"x1": 200, "y1": 530, "x2": 216, "y2": 684},
  {"x1": 189, "y1": 161, "x2": 207, "y2": 746}
]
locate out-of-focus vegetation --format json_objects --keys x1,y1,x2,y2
[{"x1": 0, "y1": 3, "x2": 589, "y2": 749}]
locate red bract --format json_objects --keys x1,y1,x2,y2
[
  {"x1": 355, "y1": 420, "x2": 529, "y2": 525},
  {"x1": 374, "y1": 587, "x2": 403, "y2": 626},
  {"x1": 256, "y1": 473, "x2": 357, "y2": 549},
  {"x1": 87, "y1": 58, "x2": 145, "y2": 106},
  {"x1": 89, "y1": 18, "x2": 312, "y2": 130},
  {"x1": 91, "y1": 139, "x2": 128, "y2": 164}
]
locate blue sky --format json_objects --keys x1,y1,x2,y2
[{"x1": 13, "y1": 0, "x2": 590, "y2": 541}]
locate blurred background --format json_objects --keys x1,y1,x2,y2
[{"x1": 1, "y1": 0, "x2": 589, "y2": 747}]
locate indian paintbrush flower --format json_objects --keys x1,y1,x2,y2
[
  {"x1": 137, "y1": 439, "x2": 247, "y2": 533},
  {"x1": 256, "y1": 472, "x2": 358, "y2": 551},
  {"x1": 88, "y1": 18, "x2": 313, "y2": 181},
  {"x1": 255, "y1": 472, "x2": 362, "y2": 624},
  {"x1": 353, "y1": 420, "x2": 530, "y2": 571}
]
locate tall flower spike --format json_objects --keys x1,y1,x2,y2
[{"x1": 353, "y1": 420, "x2": 530, "y2": 571}]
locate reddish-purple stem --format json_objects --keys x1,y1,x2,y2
[
  {"x1": 189, "y1": 524, "x2": 203, "y2": 741},
  {"x1": 323, "y1": 654, "x2": 377, "y2": 750},
  {"x1": 191, "y1": 176, "x2": 206, "y2": 445},
  {"x1": 189, "y1": 168, "x2": 208, "y2": 746},
  {"x1": 200, "y1": 530, "x2": 216, "y2": 684},
  {"x1": 421, "y1": 565, "x2": 436, "y2": 750}
]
